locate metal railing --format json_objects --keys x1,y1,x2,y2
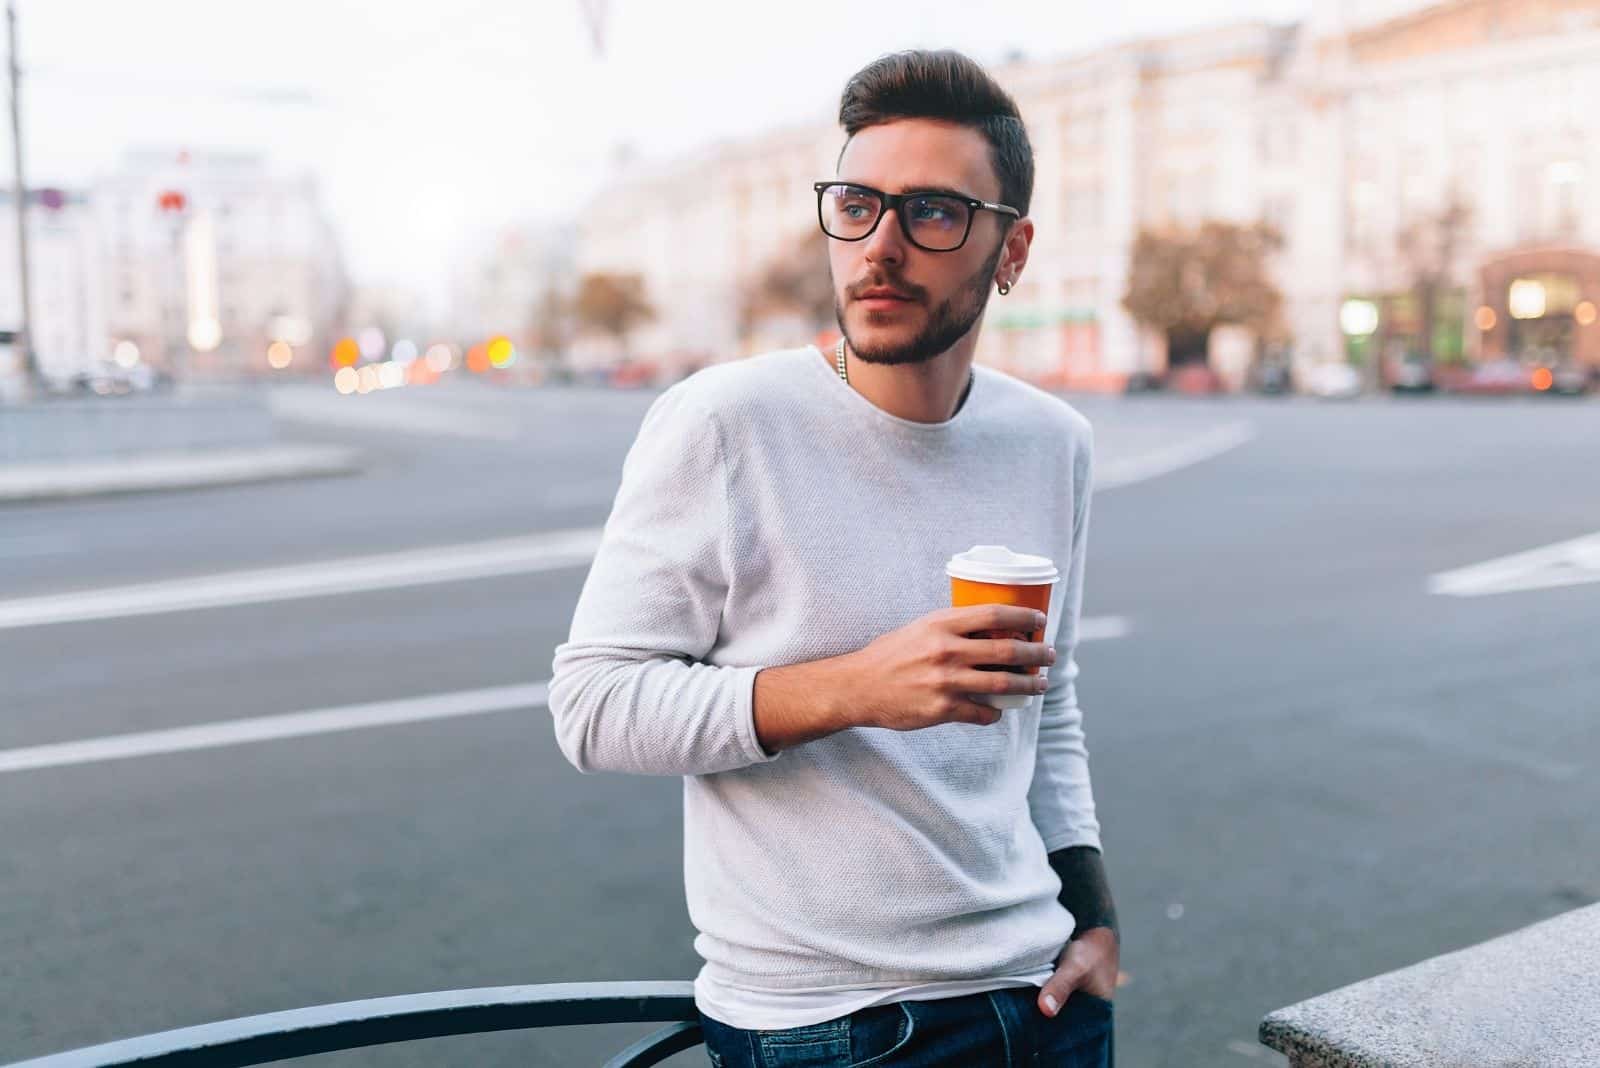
[{"x1": 4, "y1": 981, "x2": 704, "y2": 1068}]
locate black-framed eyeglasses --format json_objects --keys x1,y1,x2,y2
[{"x1": 814, "y1": 181, "x2": 1020, "y2": 252}]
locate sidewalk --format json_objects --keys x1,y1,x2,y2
[{"x1": 0, "y1": 444, "x2": 364, "y2": 503}]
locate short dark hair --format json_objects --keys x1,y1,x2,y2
[{"x1": 837, "y1": 49, "x2": 1034, "y2": 217}]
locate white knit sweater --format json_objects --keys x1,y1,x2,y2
[{"x1": 548, "y1": 344, "x2": 1102, "y2": 1030}]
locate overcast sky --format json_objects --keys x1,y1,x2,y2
[{"x1": 22, "y1": 0, "x2": 1309, "y2": 307}]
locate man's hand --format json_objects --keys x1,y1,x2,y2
[
  {"x1": 1037, "y1": 927, "x2": 1119, "y2": 1017},
  {"x1": 841, "y1": 605, "x2": 1056, "y2": 731}
]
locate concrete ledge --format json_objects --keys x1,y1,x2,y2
[
  {"x1": 1261, "y1": 903, "x2": 1600, "y2": 1067},
  {"x1": 0, "y1": 445, "x2": 364, "y2": 502}
]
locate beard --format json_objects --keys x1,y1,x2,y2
[{"x1": 836, "y1": 241, "x2": 1006, "y2": 367}]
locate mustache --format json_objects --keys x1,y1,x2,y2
[{"x1": 846, "y1": 274, "x2": 926, "y2": 303}]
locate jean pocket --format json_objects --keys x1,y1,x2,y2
[
  {"x1": 757, "y1": 1017, "x2": 851, "y2": 1068},
  {"x1": 1035, "y1": 990, "x2": 1114, "y2": 1066},
  {"x1": 1071, "y1": 991, "x2": 1114, "y2": 1014},
  {"x1": 846, "y1": 1001, "x2": 914, "y2": 1067}
]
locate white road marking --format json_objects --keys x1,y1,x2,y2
[
  {"x1": 1098, "y1": 422, "x2": 1257, "y2": 490},
  {"x1": 1428, "y1": 531, "x2": 1600, "y2": 597},
  {"x1": 1077, "y1": 615, "x2": 1132, "y2": 642},
  {"x1": 0, "y1": 683, "x2": 549, "y2": 775},
  {"x1": 0, "y1": 622, "x2": 1132, "y2": 774},
  {"x1": 0, "y1": 528, "x2": 605, "y2": 631}
]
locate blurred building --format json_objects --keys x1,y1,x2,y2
[
  {"x1": 574, "y1": 125, "x2": 832, "y2": 376},
  {"x1": 0, "y1": 187, "x2": 109, "y2": 383},
  {"x1": 575, "y1": 0, "x2": 1600, "y2": 389},
  {"x1": 453, "y1": 222, "x2": 574, "y2": 371},
  {"x1": 1301, "y1": 0, "x2": 1600, "y2": 381},
  {"x1": 92, "y1": 148, "x2": 347, "y2": 380}
]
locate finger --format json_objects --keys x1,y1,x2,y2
[
  {"x1": 954, "y1": 668, "x2": 1049, "y2": 697},
  {"x1": 956, "y1": 637, "x2": 1056, "y2": 669},
  {"x1": 1038, "y1": 967, "x2": 1086, "y2": 1017},
  {"x1": 944, "y1": 605, "x2": 1048, "y2": 635}
]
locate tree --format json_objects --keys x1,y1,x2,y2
[
  {"x1": 738, "y1": 229, "x2": 835, "y2": 341},
  {"x1": 1394, "y1": 192, "x2": 1473, "y2": 372},
  {"x1": 571, "y1": 272, "x2": 655, "y2": 357},
  {"x1": 529, "y1": 285, "x2": 573, "y2": 363},
  {"x1": 1122, "y1": 221, "x2": 1284, "y2": 366}
]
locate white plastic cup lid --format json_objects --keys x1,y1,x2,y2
[{"x1": 945, "y1": 544, "x2": 1059, "y2": 585}]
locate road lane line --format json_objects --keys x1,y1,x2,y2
[
  {"x1": 0, "y1": 619, "x2": 1131, "y2": 774},
  {"x1": 1428, "y1": 531, "x2": 1600, "y2": 597},
  {"x1": 1097, "y1": 422, "x2": 1257, "y2": 490},
  {"x1": 0, "y1": 527, "x2": 605, "y2": 630},
  {"x1": 0, "y1": 683, "x2": 550, "y2": 775}
]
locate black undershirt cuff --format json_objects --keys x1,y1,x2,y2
[{"x1": 1047, "y1": 844, "x2": 1120, "y2": 945}]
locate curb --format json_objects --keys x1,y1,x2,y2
[{"x1": 0, "y1": 445, "x2": 365, "y2": 503}]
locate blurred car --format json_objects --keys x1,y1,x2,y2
[
  {"x1": 1530, "y1": 359, "x2": 1592, "y2": 397},
  {"x1": 1451, "y1": 358, "x2": 1530, "y2": 396},
  {"x1": 1251, "y1": 359, "x2": 1293, "y2": 395},
  {"x1": 1122, "y1": 371, "x2": 1165, "y2": 394},
  {"x1": 608, "y1": 361, "x2": 660, "y2": 388},
  {"x1": 1388, "y1": 355, "x2": 1436, "y2": 394},
  {"x1": 1166, "y1": 364, "x2": 1226, "y2": 395},
  {"x1": 1305, "y1": 362, "x2": 1363, "y2": 399}
]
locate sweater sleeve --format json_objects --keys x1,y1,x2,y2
[
  {"x1": 1027, "y1": 423, "x2": 1103, "y2": 852},
  {"x1": 547, "y1": 385, "x2": 780, "y2": 776}
]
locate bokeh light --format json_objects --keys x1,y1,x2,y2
[
  {"x1": 1576, "y1": 301, "x2": 1597, "y2": 326},
  {"x1": 331, "y1": 337, "x2": 361, "y2": 368},
  {"x1": 1508, "y1": 279, "x2": 1546, "y2": 320},
  {"x1": 391, "y1": 339, "x2": 418, "y2": 364},
  {"x1": 1474, "y1": 306, "x2": 1497, "y2": 331},
  {"x1": 1338, "y1": 300, "x2": 1378, "y2": 337},
  {"x1": 487, "y1": 335, "x2": 515, "y2": 368},
  {"x1": 188, "y1": 317, "x2": 222, "y2": 352},
  {"x1": 1531, "y1": 367, "x2": 1554, "y2": 391},
  {"x1": 424, "y1": 343, "x2": 454, "y2": 372},
  {"x1": 357, "y1": 326, "x2": 386, "y2": 360},
  {"x1": 112, "y1": 340, "x2": 140, "y2": 368},
  {"x1": 378, "y1": 361, "x2": 405, "y2": 389},
  {"x1": 466, "y1": 343, "x2": 490, "y2": 374},
  {"x1": 266, "y1": 341, "x2": 294, "y2": 369},
  {"x1": 333, "y1": 366, "x2": 359, "y2": 394},
  {"x1": 357, "y1": 364, "x2": 380, "y2": 393}
]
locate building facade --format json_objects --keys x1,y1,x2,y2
[
  {"x1": 0, "y1": 188, "x2": 109, "y2": 383},
  {"x1": 42, "y1": 148, "x2": 348, "y2": 382},
  {"x1": 573, "y1": 0, "x2": 1600, "y2": 389}
]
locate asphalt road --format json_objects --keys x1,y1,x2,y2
[{"x1": 2, "y1": 381, "x2": 1597, "y2": 1067}]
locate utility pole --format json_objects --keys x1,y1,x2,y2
[{"x1": 6, "y1": 0, "x2": 38, "y2": 397}]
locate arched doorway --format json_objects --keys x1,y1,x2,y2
[{"x1": 1476, "y1": 247, "x2": 1600, "y2": 369}]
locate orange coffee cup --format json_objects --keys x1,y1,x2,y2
[{"x1": 946, "y1": 545, "x2": 1058, "y2": 709}]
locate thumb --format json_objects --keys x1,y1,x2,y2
[{"x1": 1037, "y1": 962, "x2": 1086, "y2": 1018}]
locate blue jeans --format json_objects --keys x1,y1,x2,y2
[{"x1": 696, "y1": 985, "x2": 1114, "y2": 1067}]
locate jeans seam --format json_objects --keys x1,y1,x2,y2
[
  {"x1": 848, "y1": 1002, "x2": 916, "y2": 1068},
  {"x1": 986, "y1": 991, "x2": 1015, "y2": 1067}
]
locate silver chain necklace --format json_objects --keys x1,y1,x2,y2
[{"x1": 835, "y1": 337, "x2": 974, "y2": 407}]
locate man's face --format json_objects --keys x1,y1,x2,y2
[{"x1": 828, "y1": 118, "x2": 1014, "y2": 367}]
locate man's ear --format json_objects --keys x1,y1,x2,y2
[{"x1": 1001, "y1": 217, "x2": 1035, "y2": 284}]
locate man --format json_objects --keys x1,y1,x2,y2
[{"x1": 550, "y1": 48, "x2": 1118, "y2": 1067}]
